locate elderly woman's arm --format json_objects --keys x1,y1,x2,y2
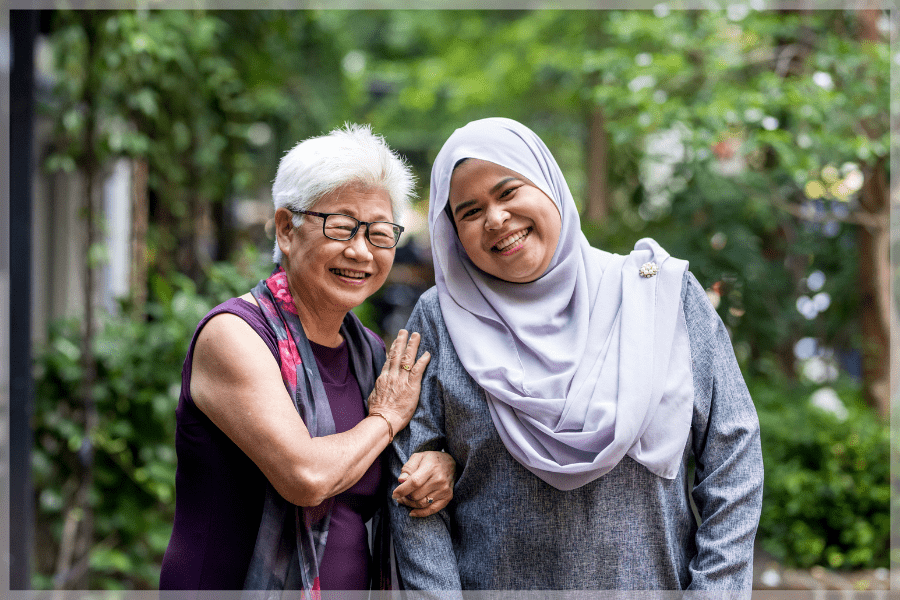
[
  {"x1": 388, "y1": 295, "x2": 463, "y2": 591},
  {"x1": 683, "y1": 273, "x2": 764, "y2": 590},
  {"x1": 191, "y1": 311, "x2": 430, "y2": 507}
]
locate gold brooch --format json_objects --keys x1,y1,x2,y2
[{"x1": 639, "y1": 262, "x2": 659, "y2": 278}]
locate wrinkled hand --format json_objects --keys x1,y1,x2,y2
[
  {"x1": 392, "y1": 450, "x2": 456, "y2": 517},
  {"x1": 368, "y1": 330, "x2": 431, "y2": 436}
]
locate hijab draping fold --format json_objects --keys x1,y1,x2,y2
[{"x1": 429, "y1": 117, "x2": 694, "y2": 490}]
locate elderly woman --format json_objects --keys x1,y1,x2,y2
[
  {"x1": 159, "y1": 124, "x2": 456, "y2": 593},
  {"x1": 389, "y1": 118, "x2": 763, "y2": 590}
]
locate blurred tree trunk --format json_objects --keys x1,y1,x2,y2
[
  {"x1": 183, "y1": 190, "x2": 200, "y2": 280},
  {"x1": 192, "y1": 192, "x2": 213, "y2": 278},
  {"x1": 583, "y1": 12, "x2": 610, "y2": 224},
  {"x1": 55, "y1": 11, "x2": 100, "y2": 590},
  {"x1": 585, "y1": 106, "x2": 610, "y2": 223},
  {"x1": 181, "y1": 138, "x2": 204, "y2": 281},
  {"x1": 213, "y1": 137, "x2": 239, "y2": 262},
  {"x1": 212, "y1": 198, "x2": 233, "y2": 262},
  {"x1": 857, "y1": 158, "x2": 890, "y2": 419},
  {"x1": 855, "y1": 9, "x2": 890, "y2": 419},
  {"x1": 151, "y1": 183, "x2": 177, "y2": 281}
]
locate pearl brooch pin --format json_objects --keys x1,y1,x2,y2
[{"x1": 639, "y1": 262, "x2": 659, "y2": 278}]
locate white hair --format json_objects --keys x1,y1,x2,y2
[{"x1": 271, "y1": 123, "x2": 416, "y2": 264}]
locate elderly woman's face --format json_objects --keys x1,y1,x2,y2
[
  {"x1": 448, "y1": 159, "x2": 561, "y2": 284},
  {"x1": 282, "y1": 184, "x2": 395, "y2": 314}
]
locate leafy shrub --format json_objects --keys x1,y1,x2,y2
[
  {"x1": 32, "y1": 257, "x2": 269, "y2": 589},
  {"x1": 752, "y1": 377, "x2": 890, "y2": 569}
]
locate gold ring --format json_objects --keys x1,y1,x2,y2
[
  {"x1": 401, "y1": 364, "x2": 412, "y2": 371},
  {"x1": 426, "y1": 497, "x2": 434, "y2": 504}
]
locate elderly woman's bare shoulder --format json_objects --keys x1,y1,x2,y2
[
  {"x1": 195, "y1": 309, "x2": 268, "y2": 362},
  {"x1": 190, "y1": 302, "x2": 283, "y2": 415}
]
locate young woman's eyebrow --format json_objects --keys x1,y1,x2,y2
[
  {"x1": 490, "y1": 177, "x2": 518, "y2": 194},
  {"x1": 453, "y1": 199, "x2": 477, "y2": 219},
  {"x1": 453, "y1": 177, "x2": 520, "y2": 219}
]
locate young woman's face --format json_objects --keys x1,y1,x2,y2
[{"x1": 448, "y1": 159, "x2": 561, "y2": 283}]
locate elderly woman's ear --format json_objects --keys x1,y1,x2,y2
[{"x1": 274, "y1": 208, "x2": 295, "y2": 262}]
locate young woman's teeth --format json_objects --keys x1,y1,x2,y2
[
  {"x1": 331, "y1": 269, "x2": 368, "y2": 279},
  {"x1": 494, "y1": 229, "x2": 530, "y2": 252}
]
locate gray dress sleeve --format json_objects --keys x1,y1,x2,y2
[
  {"x1": 683, "y1": 272, "x2": 764, "y2": 590},
  {"x1": 388, "y1": 295, "x2": 463, "y2": 592}
]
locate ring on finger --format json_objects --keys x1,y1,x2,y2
[
  {"x1": 401, "y1": 364, "x2": 412, "y2": 371},
  {"x1": 426, "y1": 496, "x2": 434, "y2": 504}
]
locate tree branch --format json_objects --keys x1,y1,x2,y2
[
  {"x1": 772, "y1": 198, "x2": 887, "y2": 232},
  {"x1": 52, "y1": 532, "x2": 120, "y2": 591}
]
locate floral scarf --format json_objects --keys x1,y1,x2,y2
[{"x1": 242, "y1": 267, "x2": 389, "y2": 597}]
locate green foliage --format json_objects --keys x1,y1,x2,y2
[
  {"x1": 586, "y1": 162, "x2": 862, "y2": 381},
  {"x1": 32, "y1": 257, "x2": 270, "y2": 588},
  {"x1": 34, "y1": 8, "x2": 893, "y2": 586},
  {"x1": 752, "y1": 377, "x2": 890, "y2": 569},
  {"x1": 43, "y1": 10, "x2": 353, "y2": 277}
]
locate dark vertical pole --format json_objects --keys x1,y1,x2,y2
[{"x1": 10, "y1": 9, "x2": 37, "y2": 591}]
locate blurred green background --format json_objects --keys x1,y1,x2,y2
[{"x1": 28, "y1": 8, "x2": 892, "y2": 590}]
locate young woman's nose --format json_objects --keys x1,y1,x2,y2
[{"x1": 484, "y1": 204, "x2": 510, "y2": 230}]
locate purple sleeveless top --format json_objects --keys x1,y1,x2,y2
[{"x1": 159, "y1": 298, "x2": 383, "y2": 591}]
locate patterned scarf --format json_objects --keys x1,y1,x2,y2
[{"x1": 242, "y1": 267, "x2": 388, "y2": 597}]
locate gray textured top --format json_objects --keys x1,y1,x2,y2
[{"x1": 389, "y1": 272, "x2": 763, "y2": 591}]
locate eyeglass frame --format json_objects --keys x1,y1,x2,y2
[{"x1": 291, "y1": 209, "x2": 405, "y2": 249}]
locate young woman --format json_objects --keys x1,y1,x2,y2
[{"x1": 389, "y1": 117, "x2": 763, "y2": 590}]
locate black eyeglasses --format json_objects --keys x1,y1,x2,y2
[{"x1": 292, "y1": 210, "x2": 405, "y2": 249}]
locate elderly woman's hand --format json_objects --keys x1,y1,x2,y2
[
  {"x1": 367, "y1": 329, "x2": 430, "y2": 436},
  {"x1": 392, "y1": 450, "x2": 456, "y2": 517}
]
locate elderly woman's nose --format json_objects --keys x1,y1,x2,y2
[{"x1": 344, "y1": 229, "x2": 374, "y2": 260}]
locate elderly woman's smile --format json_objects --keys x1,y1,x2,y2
[{"x1": 330, "y1": 268, "x2": 371, "y2": 282}]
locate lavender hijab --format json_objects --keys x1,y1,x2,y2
[{"x1": 429, "y1": 118, "x2": 694, "y2": 490}]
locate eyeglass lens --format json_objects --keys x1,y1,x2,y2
[{"x1": 324, "y1": 214, "x2": 400, "y2": 248}]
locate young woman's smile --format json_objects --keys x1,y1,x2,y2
[{"x1": 448, "y1": 159, "x2": 561, "y2": 283}]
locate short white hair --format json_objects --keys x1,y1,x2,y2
[{"x1": 271, "y1": 123, "x2": 416, "y2": 264}]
